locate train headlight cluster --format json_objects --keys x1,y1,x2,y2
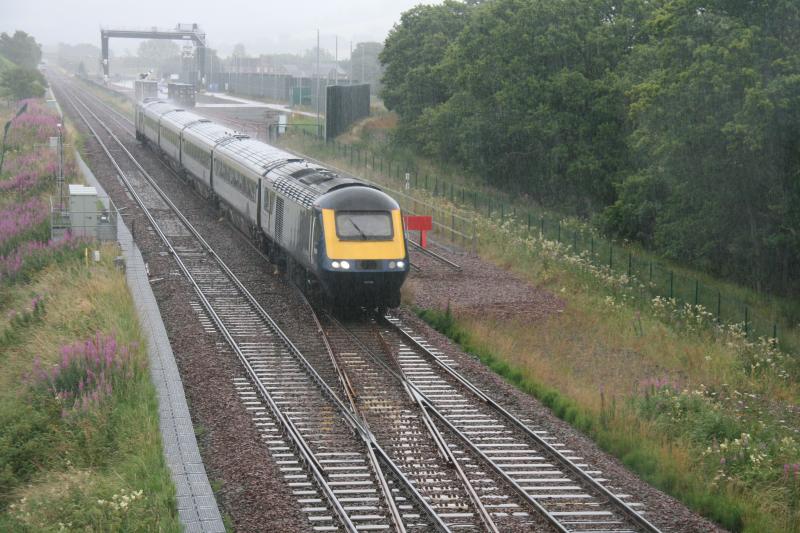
[
  {"x1": 388, "y1": 261, "x2": 406, "y2": 269},
  {"x1": 331, "y1": 260, "x2": 351, "y2": 270}
]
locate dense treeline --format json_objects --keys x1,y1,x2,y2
[
  {"x1": 0, "y1": 31, "x2": 45, "y2": 99},
  {"x1": 380, "y1": 0, "x2": 800, "y2": 295}
]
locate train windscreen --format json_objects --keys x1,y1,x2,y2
[{"x1": 335, "y1": 211, "x2": 393, "y2": 241}]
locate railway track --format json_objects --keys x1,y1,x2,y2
[
  {"x1": 54, "y1": 77, "x2": 450, "y2": 533},
  {"x1": 322, "y1": 313, "x2": 663, "y2": 533},
  {"x1": 312, "y1": 310, "x2": 547, "y2": 533},
  {"x1": 58, "y1": 75, "x2": 663, "y2": 532}
]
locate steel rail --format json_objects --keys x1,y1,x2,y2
[
  {"x1": 408, "y1": 239, "x2": 462, "y2": 271},
  {"x1": 315, "y1": 307, "x2": 500, "y2": 532},
  {"x1": 58, "y1": 85, "x2": 364, "y2": 532},
  {"x1": 384, "y1": 315, "x2": 664, "y2": 533},
  {"x1": 60, "y1": 85, "x2": 362, "y2": 529},
  {"x1": 323, "y1": 313, "x2": 555, "y2": 533},
  {"x1": 302, "y1": 293, "x2": 408, "y2": 533},
  {"x1": 61, "y1": 82, "x2": 452, "y2": 533}
]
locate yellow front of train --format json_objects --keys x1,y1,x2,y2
[{"x1": 315, "y1": 187, "x2": 409, "y2": 309}]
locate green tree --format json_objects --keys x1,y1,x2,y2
[
  {"x1": 0, "y1": 31, "x2": 41, "y2": 68},
  {"x1": 606, "y1": 0, "x2": 800, "y2": 291},
  {"x1": 417, "y1": 0, "x2": 652, "y2": 213},
  {"x1": 0, "y1": 66, "x2": 46, "y2": 99},
  {"x1": 380, "y1": 0, "x2": 471, "y2": 141}
]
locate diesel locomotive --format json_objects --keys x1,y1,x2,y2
[{"x1": 134, "y1": 99, "x2": 409, "y2": 308}]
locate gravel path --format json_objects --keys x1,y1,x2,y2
[{"x1": 408, "y1": 240, "x2": 565, "y2": 322}]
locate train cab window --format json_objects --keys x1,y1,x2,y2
[{"x1": 335, "y1": 211, "x2": 393, "y2": 241}]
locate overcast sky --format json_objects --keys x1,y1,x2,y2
[{"x1": 1, "y1": 0, "x2": 439, "y2": 58}]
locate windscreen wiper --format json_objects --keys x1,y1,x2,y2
[{"x1": 348, "y1": 218, "x2": 368, "y2": 240}]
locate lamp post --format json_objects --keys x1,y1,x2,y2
[{"x1": 57, "y1": 122, "x2": 64, "y2": 210}]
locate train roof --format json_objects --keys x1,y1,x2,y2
[
  {"x1": 315, "y1": 185, "x2": 400, "y2": 211},
  {"x1": 214, "y1": 137, "x2": 292, "y2": 174},
  {"x1": 137, "y1": 99, "x2": 381, "y2": 209},
  {"x1": 182, "y1": 120, "x2": 237, "y2": 146},
  {"x1": 159, "y1": 109, "x2": 206, "y2": 129},
  {"x1": 142, "y1": 100, "x2": 184, "y2": 118}
]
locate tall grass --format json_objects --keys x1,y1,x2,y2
[
  {"x1": 0, "y1": 252, "x2": 180, "y2": 531},
  {"x1": 0, "y1": 96, "x2": 178, "y2": 531}
]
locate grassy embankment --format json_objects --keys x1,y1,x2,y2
[
  {"x1": 275, "y1": 124, "x2": 800, "y2": 533},
  {"x1": 0, "y1": 98, "x2": 179, "y2": 531}
]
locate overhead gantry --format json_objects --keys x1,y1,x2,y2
[{"x1": 100, "y1": 23, "x2": 207, "y2": 86}]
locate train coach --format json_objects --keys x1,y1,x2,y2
[{"x1": 134, "y1": 99, "x2": 409, "y2": 309}]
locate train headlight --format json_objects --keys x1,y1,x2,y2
[
  {"x1": 389, "y1": 261, "x2": 396, "y2": 269},
  {"x1": 397, "y1": 261, "x2": 405, "y2": 269},
  {"x1": 340, "y1": 260, "x2": 351, "y2": 270},
  {"x1": 331, "y1": 261, "x2": 340, "y2": 269}
]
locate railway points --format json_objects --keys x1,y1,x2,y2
[{"x1": 42, "y1": 72, "x2": 719, "y2": 532}]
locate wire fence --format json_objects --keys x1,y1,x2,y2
[
  {"x1": 291, "y1": 129, "x2": 477, "y2": 249},
  {"x1": 287, "y1": 131, "x2": 792, "y2": 347}
]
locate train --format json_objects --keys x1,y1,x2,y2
[{"x1": 134, "y1": 99, "x2": 409, "y2": 309}]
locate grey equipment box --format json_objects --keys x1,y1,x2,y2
[{"x1": 68, "y1": 184, "x2": 98, "y2": 238}]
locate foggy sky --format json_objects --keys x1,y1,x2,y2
[{"x1": 1, "y1": 0, "x2": 440, "y2": 58}]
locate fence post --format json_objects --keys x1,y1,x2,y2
[
  {"x1": 472, "y1": 217, "x2": 477, "y2": 253},
  {"x1": 610, "y1": 243, "x2": 613, "y2": 268},
  {"x1": 669, "y1": 271, "x2": 674, "y2": 299},
  {"x1": 717, "y1": 291, "x2": 721, "y2": 320},
  {"x1": 744, "y1": 306, "x2": 749, "y2": 337},
  {"x1": 591, "y1": 235, "x2": 594, "y2": 256},
  {"x1": 540, "y1": 217, "x2": 544, "y2": 237},
  {"x1": 649, "y1": 261, "x2": 653, "y2": 281},
  {"x1": 773, "y1": 323, "x2": 778, "y2": 341},
  {"x1": 557, "y1": 221, "x2": 561, "y2": 242},
  {"x1": 628, "y1": 253, "x2": 632, "y2": 277},
  {"x1": 527, "y1": 213, "x2": 531, "y2": 232},
  {"x1": 501, "y1": 203, "x2": 504, "y2": 220},
  {"x1": 694, "y1": 280, "x2": 699, "y2": 306},
  {"x1": 573, "y1": 231, "x2": 577, "y2": 251}
]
